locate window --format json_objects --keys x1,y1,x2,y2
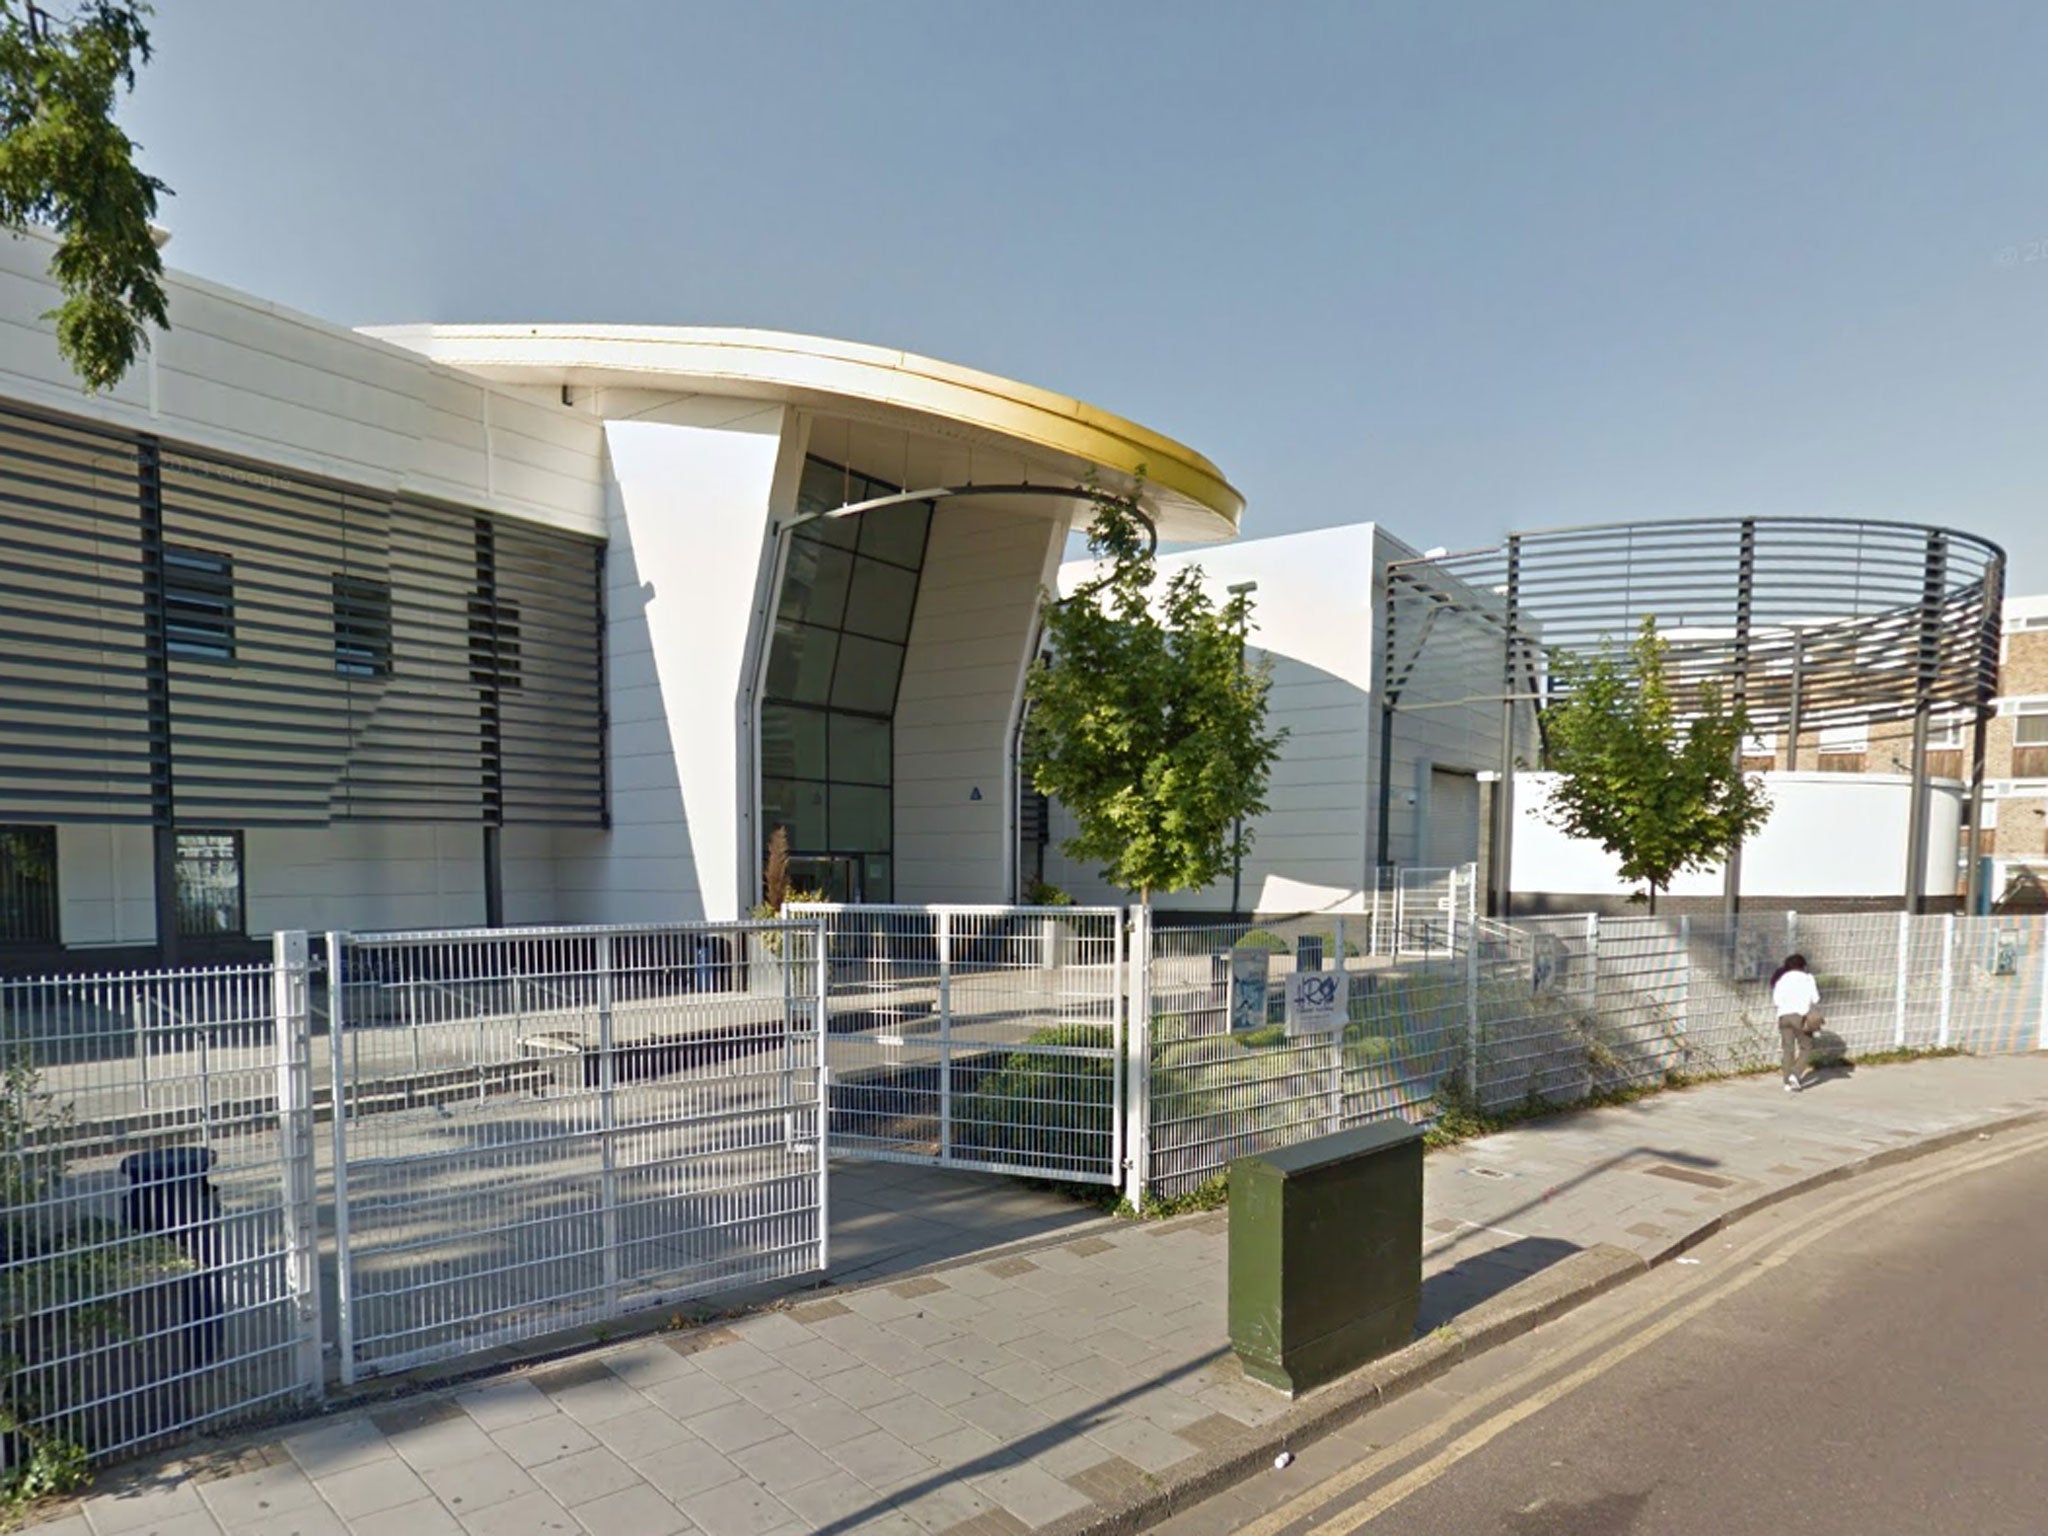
[
  {"x1": 0, "y1": 825, "x2": 58, "y2": 945},
  {"x1": 2019, "y1": 615, "x2": 2048, "y2": 631},
  {"x1": 164, "y1": 547, "x2": 235, "y2": 661},
  {"x1": 333, "y1": 575, "x2": 392, "y2": 678},
  {"x1": 1929, "y1": 713, "x2": 1969, "y2": 750},
  {"x1": 757, "y1": 456, "x2": 934, "y2": 902},
  {"x1": 174, "y1": 831, "x2": 244, "y2": 940},
  {"x1": 2017, "y1": 702, "x2": 2048, "y2": 748},
  {"x1": 1816, "y1": 723, "x2": 1868, "y2": 755}
]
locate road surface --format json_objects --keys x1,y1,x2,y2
[{"x1": 1159, "y1": 1122, "x2": 2048, "y2": 1536}]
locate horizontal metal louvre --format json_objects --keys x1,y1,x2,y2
[
  {"x1": 1385, "y1": 517, "x2": 2004, "y2": 734},
  {"x1": 0, "y1": 399, "x2": 604, "y2": 828},
  {"x1": 0, "y1": 409, "x2": 154, "y2": 821}
]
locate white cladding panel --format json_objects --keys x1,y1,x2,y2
[
  {"x1": 893, "y1": 502, "x2": 1062, "y2": 904},
  {"x1": 0, "y1": 230, "x2": 603, "y2": 538},
  {"x1": 551, "y1": 404, "x2": 799, "y2": 924}
]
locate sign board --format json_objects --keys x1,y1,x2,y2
[
  {"x1": 1229, "y1": 949, "x2": 1271, "y2": 1034},
  {"x1": 1285, "y1": 969, "x2": 1350, "y2": 1036}
]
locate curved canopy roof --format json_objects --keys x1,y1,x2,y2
[{"x1": 363, "y1": 324, "x2": 1243, "y2": 542}]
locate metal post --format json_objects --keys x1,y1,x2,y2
[
  {"x1": 2037, "y1": 917, "x2": 2048, "y2": 1052},
  {"x1": 1122, "y1": 913, "x2": 1138, "y2": 1187},
  {"x1": 1677, "y1": 913, "x2": 1692, "y2": 1068},
  {"x1": 1938, "y1": 913, "x2": 1956, "y2": 1048},
  {"x1": 815, "y1": 914, "x2": 833, "y2": 1170},
  {"x1": 1895, "y1": 912, "x2": 1911, "y2": 1049},
  {"x1": 327, "y1": 932, "x2": 357, "y2": 1387},
  {"x1": 1584, "y1": 912, "x2": 1600, "y2": 1025},
  {"x1": 1121, "y1": 904, "x2": 1152, "y2": 1211},
  {"x1": 937, "y1": 911, "x2": 954, "y2": 1165},
  {"x1": 596, "y1": 931, "x2": 619, "y2": 1312},
  {"x1": 1463, "y1": 921, "x2": 1482, "y2": 1104},
  {"x1": 1965, "y1": 706, "x2": 1991, "y2": 916},
  {"x1": 1784, "y1": 635, "x2": 1804, "y2": 771},
  {"x1": 1904, "y1": 707, "x2": 1933, "y2": 916},
  {"x1": 1724, "y1": 520, "x2": 1757, "y2": 922},
  {"x1": 271, "y1": 931, "x2": 325, "y2": 1403}
]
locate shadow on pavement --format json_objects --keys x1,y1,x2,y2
[{"x1": 1415, "y1": 1234, "x2": 1581, "y2": 1333}]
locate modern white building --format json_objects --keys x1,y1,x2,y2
[
  {"x1": 1040, "y1": 524, "x2": 1522, "y2": 914},
  {"x1": 0, "y1": 230, "x2": 1245, "y2": 970}
]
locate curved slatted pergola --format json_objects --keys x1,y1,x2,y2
[{"x1": 1382, "y1": 517, "x2": 2007, "y2": 915}]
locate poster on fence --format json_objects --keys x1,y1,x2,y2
[
  {"x1": 1229, "y1": 949, "x2": 1271, "y2": 1033},
  {"x1": 1285, "y1": 969, "x2": 1349, "y2": 1036}
]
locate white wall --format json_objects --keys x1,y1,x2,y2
[
  {"x1": 552, "y1": 401, "x2": 802, "y2": 924},
  {"x1": 245, "y1": 826, "x2": 492, "y2": 934},
  {"x1": 56, "y1": 825, "x2": 155, "y2": 949},
  {"x1": 1044, "y1": 524, "x2": 1382, "y2": 912},
  {"x1": 894, "y1": 500, "x2": 1063, "y2": 904},
  {"x1": 0, "y1": 230, "x2": 603, "y2": 540},
  {"x1": 1513, "y1": 771, "x2": 1964, "y2": 901}
]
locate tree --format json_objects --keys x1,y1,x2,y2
[
  {"x1": 1540, "y1": 616, "x2": 1772, "y2": 912},
  {"x1": 1022, "y1": 487, "x2": 1285, "y2": 902},
  {"x1": 0, "y1": 1, "x2": 169, "y2": 392}
]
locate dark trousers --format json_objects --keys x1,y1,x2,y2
[{"x1": 1779, "y1": 1016, "x2": 1811, "y2": 1081}]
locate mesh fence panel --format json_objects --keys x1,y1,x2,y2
[
  {"x1": 329, "y1": 922, "x2": 826, "y2": 1380},
  {"x1": 790, "y1": 905, "x2": 1124, "y2": 1184},
  {"x1": 0, "y1": 963, "x2": 318, "y2": 1462}
]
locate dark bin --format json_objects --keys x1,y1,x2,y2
[
  {"x1": 1228, "y1": 1120, "x2": 1424, "y2": 1395},
  {"x1": 121, "y1": 1145, "x2": 225, "y2": 1365}
]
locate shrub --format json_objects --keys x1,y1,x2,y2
[{"x1": 954, "y1": 1025, "x2": 1115, "y2": 1166}]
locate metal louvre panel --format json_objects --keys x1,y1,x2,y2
[
  {"x1": 147, "y1": 456, "x2": 604, "y2": 827},
  {"x1": 487, "y1": 518, "x2": 606, "y2": 824},
  {"x1": 0, "y1": 407, "x2": 154, "y2": 821},
  {"x1": 1386, "y1": 516, "x2": 2004, "y2": 734}
]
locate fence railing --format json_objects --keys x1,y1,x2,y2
[
  {"x1": 1134, "y1": 910, "x2": 2048, "y2": 1204},
  {"x1": 7, "y1": 903, "x2": 2045, "y2": 1461},
  {"x1": 787, "y1": 903, "x2": 1125, "y2": 1185},
  {"x1": 0, "y1": 945, "x2": 321, "y2": 1466},
  {"x1": 326, "y1": 920, "x2": 828, "y2": 1383}
]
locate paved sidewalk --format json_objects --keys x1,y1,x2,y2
[{"x1": 38, "y1": 1054, "x2": 2048, "y2": 1536}]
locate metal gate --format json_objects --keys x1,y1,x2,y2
[
  {"x1": 1394, "y1": 863, "x2": 1478, "y2": 956},
  {"x1": 789, "y1": 904, "x2": 1126, "y2": 1184},
  {"x1": 324, "y1": 920, "x2": 827, "y2": 1381}
]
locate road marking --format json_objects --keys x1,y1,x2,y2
[
  {"x1": 1308, "y1": 1128, "x2": 2048, "y2": 1534},
  {"x1": 1224, "y1": 1126, "x2": 2048, "y2": 1536}
]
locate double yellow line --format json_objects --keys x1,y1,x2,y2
[{"x1": 1231, "y1": 1124, "x2": 2048, "y2": 1536}]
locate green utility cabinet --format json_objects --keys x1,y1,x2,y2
[{"x1": 1228, "y1": 1120, "x2": 1424, "y2": 1395}]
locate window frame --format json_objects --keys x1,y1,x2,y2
[
  {"x1": 332, "y1": 573, "x2": 394, "y2": 679},
  {"x1": 1815, "y1": 722, "x2": 1869, "y2": 755},
  {"x1": 0, "y1": 823, "x2": 59, "y2": 947},
  {"x1": 2014, "y1": 700, "x2": 2048, "y2": 748},
  {"x1": 173, "y1": 828, "x2": 247, "y2": 942},
  {"x1": 163, "y1": 545, "x2": 236, "y2": 663}
]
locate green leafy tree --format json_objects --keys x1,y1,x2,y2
[
  {"x1": 0, "y1": 1, "x2": 169, "y2": 392},
  {"x1": 1541, "y1": 616, "x2": 1772, "y2": 912},
  {"x1": 1023, "y1": 487, "x2": 1285, "y2": 902}
]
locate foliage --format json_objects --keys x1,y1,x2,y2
[
  {"x1": 1022, "y1": 878, "x2": 1074, "y2": 908},
  {"x1": 0, "y1": 2, "x2": 169, "y2": 392},
  {"x1": 1, "y1": 1056, "x2": 91, "y2": 1517},
  {"x1": 761, "y1": 825, "x2": 791, "y2": 913},
  {"x1": 1541, "y1": 616, "x2": 1772, "y2": 911},
  {"x1": 1134, "y1": 1171, "x2": 1228, "y2": 1220},
  {"x1": 1023, "y1": 485, "x2": 1285, "y2": 900},
  {"x1": 954, "y1": 1024, "x2": 1114, "y2": 1165},
  {"x1": 749, "y1": 826, "x2": 826, "y2": 955},
  {"x1": 1233, "y1": 929, "x2": 1291, "y2": 953}
]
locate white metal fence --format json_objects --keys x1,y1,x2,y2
[
  {"x1": 0, "y1": 943, "x2": 322, "y2": 1466},
  {"x1": 1133, "y1": 910, "x2": 2048, "y2": 1204},
  {"x1": 788, "y1": 903, "x2": 1125, "y2": 1185},
  {"x1": 325, "y1": 920, "x2": 828, "y2": 1383},
  {"x1": 8, "y1": 902, "x2": 2046, "y2": 1459}
]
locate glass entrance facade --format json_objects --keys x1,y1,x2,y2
[{"x1": 760, "y1": 457, "x2": 933, "y2": 902}]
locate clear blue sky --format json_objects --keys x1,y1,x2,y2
[{"x1": 119, "y1": 0, "x2": 2048, "y2": 588}]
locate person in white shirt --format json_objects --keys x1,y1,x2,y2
[{"x1": 1771, "y1": 954, "x2": 1822, "y2": 1092}]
